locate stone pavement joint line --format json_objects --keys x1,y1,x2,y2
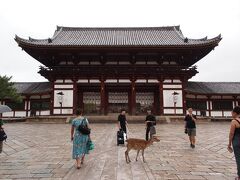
[{"x1": 0, "y1": 122, "x2": 237, "y2": 180}]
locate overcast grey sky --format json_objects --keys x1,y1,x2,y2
[{"x1": 0, "y1": 0, "x2": 239, "y2": 82}]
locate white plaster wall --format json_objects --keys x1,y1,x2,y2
[
  {"x1": 163, "y1": 84, "x2": 182, "y2": 89},
  {"x1": 78, "y1": 79, "x2": 88, "y2": 83},
  {"x1": 211, "y1": 111, "x2": 223, "y2": 117},
  {"x1": 14, "y1": 111, "x2": 26, "y2": 117},
  {"x1": 53, "y1": 109, "x2": 61, "y2": 114},
  {"x1": 172, "y1": 79, "x2": 181, "y2": 83},
  {"x1": 2, "y1": 112, "x2": 14, "y2": 117},
  {"x1": 163, "y1": 109, "x2": 183, "y2": 114},
  {"x1": 65, "y1": 79, "x2": 73, "y2": 83},
  {"x1": 148, "y1": 79, "x2": 158, "y2": 83},
  {"x1": 89, "y1": 80, "x2": 100, "y2": 83},
  {"x1": 54, "y1": 84, "x2": 73, "y2": 89},
  {"x1": 53, "y1": 109, "x2": 73, "y2": 114},
  {"x1": 224, "y1": 111, "x2": 232, "y2": 117},
  {"x1": 36, "y1": 110, "x2": 50, "y2": 116},
  {"x1": 136, "y1": 79, "x2": 147, "y2": 83},
  {"x1": 62, "y1": 109, "x2": 73, "y2": 114},
  {"x1": 163, "y1": 79, "x2": 171, "y2": 83},
  {"x1": 54, "y1": 90, "x2": 73, "y2": 107},
  {"x1": 206, "y1": 111, "x2": 209, "y2": 116},
  {"x1": 55, "y1": 79, "x2": 64, "y2": 83},
  {"x1": 163, "y1": 90, "x2": 183, "y2": 107},
  {"x1": 119, "y1": 79, "x2": 131, "y2": 83}
]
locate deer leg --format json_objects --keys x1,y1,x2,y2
[
  {"x1": 142, "y1": 149, "x2": 146, "y2": 163},
  {"x1": 125, "y1": 150, "x2": 129, "y2": 163},
  {"x1": 125, "y1": 147, "x2": 131, "y2": 163},
  {"x1": 136, "y1": 150, "x2": 140, "y2": 161}
]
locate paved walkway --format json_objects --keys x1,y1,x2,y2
[{"x1": 0, "y1": 122, "x2": 237, "y2": 180}]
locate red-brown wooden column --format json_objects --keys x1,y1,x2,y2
[
  {"x1": 73, "y1": 79, "x2": 78, "y2": 115},
  {"x1": 100, "y1": 79, "x2": 106, "y2": 115},
  {"x1": 158, "y1": 78, "x2": 164, "y2": 115},
  {"x1": 131, "y1": 79, "x2": 136, "y2": 115},
  {"x1": 26, "y1": 96, "x2": 30, "y2": 117},
  {"x1": 182, "y1": 78, "x2": 187, "y2": 115},
  {"x1": 50, "y1": 80, "x2": 55, "y2": 115},
  {"x1": 234, "y1": 96, "x2": 237, "y2": 107},
  {"x1": 207, "y1": 96, "x2": 211, "y2": 117}
]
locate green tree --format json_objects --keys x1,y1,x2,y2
[{"x1": 0, "y1": 75, "x2": 22, "y2": 103}]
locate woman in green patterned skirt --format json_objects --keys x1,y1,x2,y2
[{"x1": 71, "y1": 109, "x2": 90, "y2": 169}]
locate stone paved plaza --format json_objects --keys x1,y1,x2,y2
[{"x1": 0, "y1": 122, "x2": 237, "y2": 180}]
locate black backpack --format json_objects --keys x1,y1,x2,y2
[
  {"x1": 0, "y1": 129, "x2": 7, "y2": 141},
  {"x1": 78, "y1": 118, "x2": 91, "y2": 135}
]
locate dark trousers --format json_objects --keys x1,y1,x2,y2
[
  {"x1": 146, "y1": 126, "x2": 150, "y2": 141},
  {"x1": 120, "y1": 125, "x2": 127, "y2": 138},
  {"x1": 0, "y1": 141, "x2": 3, "y2": 153},
  {"x1": 233, "y1": 136, "x2": 240, "y2": 177}
]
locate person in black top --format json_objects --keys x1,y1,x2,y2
[
  {"x1": 184, "y1": 108, "x2": 197, "y2": 148},
  {"x1": 145, "y1": 109, "x2": 156, "y2": 141},
  {"x1": 228, "y1": 106, "x2": 240, "y2": 180},
  {"x1": 118, "y1": 109, "x2": 128, "y2": 136}
]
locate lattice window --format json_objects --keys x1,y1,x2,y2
[
  {"x1": 108, "y1": 92, "x2": 128, "y2": 103},
  {"x1": 136, "y1": 92, "x2": 154, "y2": 105},
  {"x1": 83, "y1": 92, "x2": 100, "y2": 114},
  {"x1": 83, "y1": 92, "x2": 100, "y2": 104},
  {"x1": 136, "y1": 92, "x2": 154, "y2": 114}
]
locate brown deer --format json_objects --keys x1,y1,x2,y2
[{"x1": 125, "y1": 136, "x2": 160, "y2": 163}]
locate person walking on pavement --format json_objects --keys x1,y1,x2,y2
[
  {"x1": 228, "y1": 106, "x2": 240, "y2": 180},
  {"x1": 145, "y1": 109, "x2": 156, "y2": 141},
  {"x1": 185, "y1": 108, "x2": 197, "y2": 148},
  {"x1": 118, "y1": 109, "x2": 128, "y2": 138}
]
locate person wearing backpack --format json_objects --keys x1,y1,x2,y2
[
  {"x1": 71, "y1": 108, "x2": 91, "y2": 169},
  {"x1": 228, "y1": 106, "x2": 240, "y2": 180}
]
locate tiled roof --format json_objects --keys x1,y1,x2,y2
[
  {"x1": 186, "y1": 82, "x2": 240, "y2": 95},
  {"x1": 13, "y1": 81, "x2": 240, "y2": 95},
  {"x1": 15, "y1": 26, "x2": 221, "y2": 47},
  {"x1": 14, "y1": 82, "x2": 51, "y2": 94}
]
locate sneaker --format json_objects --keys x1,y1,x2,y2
[{"x1": 192, "y1": 144, "x2": 195, "y2": 148}]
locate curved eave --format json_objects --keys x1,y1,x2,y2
[{"x1": 15, "y1": 34, "x2": 222, "y2": 50}]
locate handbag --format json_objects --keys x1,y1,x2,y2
[
  {"x1": 87, "y1": 140, "x2": 94, "y2": 150},
  {"x1": 78, "y1": 118, "x2": 91, "y2": 135},
  {"x1": 150, "y1": 126, "x2": 156, "y2": 135},
  {"x1": 0, "y1": 129, "x2": 7, "y2": 141}
]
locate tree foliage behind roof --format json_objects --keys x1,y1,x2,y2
[{"x1": 0, "y1": 75, "x2": 22, "y2": 102}]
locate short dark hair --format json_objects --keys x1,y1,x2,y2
[
  {"x1": 233, "y1": 106, "x2": 240, "y2": 115},
  {"x1": 76, "y1": 108, "x2": 83, "y2": 116},
  {"x1": 120, "y1": 109, "x2": 126, "y2": 113}
]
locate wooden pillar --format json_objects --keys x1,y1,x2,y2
[
  {"x1": 182, "y1": 78, "x2": 187, "y2": 115},
  {"x1": 50, "y1": 80, "x2": 54, "y2": 115},
  {"x1": 234, "y1": 96, "x2": 237, "y2": 107},
  {"x1": 100, "y1": 79, "x2": 106, "y2": 115},
  {"x1": 158, "y1": 78, "x2": 164, "y2": 115},
  {"x1": 26, "y1": 96, "x2": 30, "y2": 117},
  {"x1": 73, "y1": 79, "x2": 78, "y2": 115},
  {"x1": 207, "y1": 96, "x2": 211, "y2": 117},
  {"x1": 79, "y1": 91, "x2": 84, "y2": 110},
  {"x1": 130, "y1": 79, "x2": 136, "y2": 115}
]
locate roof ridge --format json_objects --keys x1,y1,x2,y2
[{"x1": 57, "y1": 25, "x2": 180, "y2": 31}]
